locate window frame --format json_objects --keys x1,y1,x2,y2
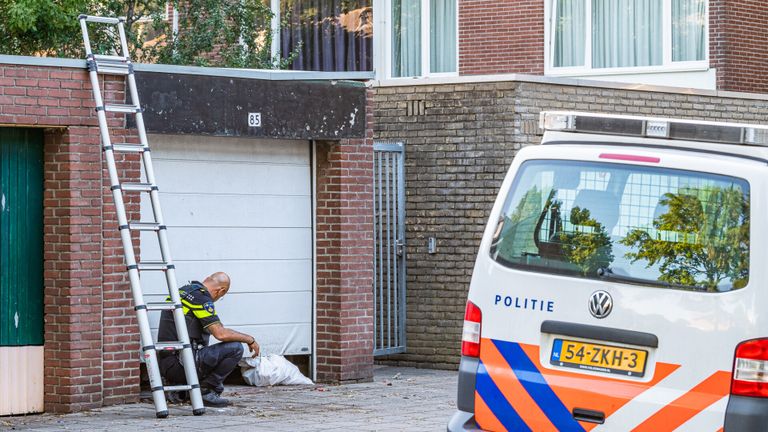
[
  {"x1": 489, "y1": 159, "x2": 752, "y2": 293},
  {"x1": 377, "y1": 0, "x2": 460, "y2": 79},
  {"x1": 544, "y1": 0, "x2": 710, "y2": 77}
]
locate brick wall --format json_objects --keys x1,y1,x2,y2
[
  {"x1": 43, "y1": 126, "x2": 104, "y2": 412},
  {"x1": 372, "y1": 79, "x2": 768, "y2": 369},
  {"x1": 1, "y1": 63, "x2": 139, "y2": 411},
  {"x1": 459, "y1": 0, "x2": 544, "y2": 75},
  {"x1": 710, "y1": 0, "x2": 768, "y2": 93},
  {"x1": 458, "y1": 0, "x2": 768, "y2": 94},
  {"x1": 315, "y1": 89, "x2": 375, "y2": 383}
]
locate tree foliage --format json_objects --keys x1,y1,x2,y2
[
  {"x1": 557, "y1": 206, "x2": 614, "y2": 276},
  {"x1": 621, "y1": 187, "x2": 749, "y2": 291},
  {"x1": 0, "y1": 0, "x2": 92, "y2": 57},
  {"x1": 150, "y1": 0, "x2": 294, "y2": 68},
  {"x1": 0, "y1": 0, "x2": 293, "y2": 69}
]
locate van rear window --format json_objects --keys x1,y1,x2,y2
[{"x1": 490, "y1": 160, "x2": 750, "y2": 292}]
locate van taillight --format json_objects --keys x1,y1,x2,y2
[
  {"x1": 461, "y1": 301, "x2": 482, "y2": 358},
  {"x1": 732, "y1": 339, "x2": 768, "y2": 398}
]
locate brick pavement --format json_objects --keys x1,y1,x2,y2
[{"x1": 1, "y1": 366, "x2": 457, "y2": 431}]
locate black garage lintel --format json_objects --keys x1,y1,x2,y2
[{"x1": 134, "y1": 71, "x2": 367, "y2": 140}]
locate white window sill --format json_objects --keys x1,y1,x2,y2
[
  {"x1": 377, "y1": 72, "x2": 459, "y2": 80},
  {"x1": 545, "y1": 66, "x2": 716, "y2": 90},
  {"x1": 545, "y1": 62, "x2": 709, "y2": 77}
]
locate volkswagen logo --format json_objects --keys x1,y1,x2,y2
[{"x1": 589, "y1": 290, "x2": 613, "y2": 319}]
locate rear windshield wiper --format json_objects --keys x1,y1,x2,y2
[{"x1": 596, "y1": 267, "x2": 707, "y2": 291}]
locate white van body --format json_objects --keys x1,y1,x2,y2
[{"x1": 449, "y1": 112, "x2": 768, "y2": 431}]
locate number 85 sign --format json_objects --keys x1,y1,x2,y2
[{"x1": 248, "y1": 113, "x2": 262, "y2": 127}]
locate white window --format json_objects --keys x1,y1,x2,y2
[
  {"x1": 269, "y1": 0, "x2": 455, "y2": 77},
  {"x1": 546, "y1": 0, "x2": 708, "y2": 75},
  {"x1": 386, "y1": 0, "x2": 458, "y2": 78}
]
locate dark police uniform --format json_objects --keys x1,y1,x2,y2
[{"x1": 157, "y1": 281, "x2": 243, "y2": 395}]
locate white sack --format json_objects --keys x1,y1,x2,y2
[{"x1": 240, "y1": 354, "x2": 313, "y2": 386}]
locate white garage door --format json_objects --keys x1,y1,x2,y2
[{"x1": 141, "y1": 134, "x2": 312, "y2": 356}]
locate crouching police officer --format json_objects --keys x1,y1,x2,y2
[{"x1": 157, "y1": 272, "x2": 260, "y2": 407}]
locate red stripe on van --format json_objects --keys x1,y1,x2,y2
[
  {"x1": 517, "y1": 344, "x2": 680, "y2": 430},
  {"x1": 631, "y1": 371, "x2": 731, "y2": 432},
  {"x1": 599, "y1": 153, "x2": 661, "y2": 163}
]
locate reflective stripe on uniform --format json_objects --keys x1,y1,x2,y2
[{"x1": 180, "y1": 298, "x2": 214, "y2": 319}]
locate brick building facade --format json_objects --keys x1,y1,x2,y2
[
  {"x1": 373, "y1": 77, "x2": 768, "y2": 369},
  {"x1": 454, "y1": 0, "x2": 768, "y2": 94},
  {"x1": 458, "y1": 0, "x2": 544, "y2": 76},
  {"x1": 365, "y1": 0, "x2": 768, "y2": 370},
  {"x1": 0, "y1": 62, "x2": 142, "y2": 411},
  {"x1": 709, "y1": 0, "x2": 768, "y2": 92},
  {"x1": 0, "y1": 57, "x2": 374, "y2": 414}
]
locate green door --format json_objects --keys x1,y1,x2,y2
[{"x1": 0, "y1": 128, "x2": 44, "y2": 346}]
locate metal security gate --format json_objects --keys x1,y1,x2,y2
[{"x1": 373, "y1": 142, "x2": 406, "y2": 356}]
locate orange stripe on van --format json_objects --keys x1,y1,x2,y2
[
  {"x1": 715, "y1": 428, "x2": 724, "y2": 432},
  {"x1": 631, "y1": 371, "x2": 731, "y2": 432},
  {"x1": 482, "y1": 341, "x2": 559, "y2": 431},
  {"x1": 517, "y1": 344, "x2": 680, "y2": 430},
  {"x1": 475, "y1": 391, "x2": 508, "y2": 432}
]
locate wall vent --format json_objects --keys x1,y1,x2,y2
[{"x1": 406, "y1": 100, "x2": 426, "y2": 116}]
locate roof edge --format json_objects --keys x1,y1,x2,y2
[
  {"x1": 372, "y1": 73, "x2": 768, "y2": 101},
  {"x1": 0, "y1": 54, "x2": 373, "y2": 82}
]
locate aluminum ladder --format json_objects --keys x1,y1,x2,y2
[{"x1": 78, "y1": 14, "x2": 205, "y2": 418}]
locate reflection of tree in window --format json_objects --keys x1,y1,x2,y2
[
  {"x1": 557, "y1": 206, "x2": 614, "y2": 276},
  {"x1": 621, "y1": 187, "x2": 749, "y2": 291},
  {"x1": 492, "y1": 186, "x2": 543, "y2": 259},
  {"x1": 281, "y1": 0, "x2": 373, "y2": 72}
]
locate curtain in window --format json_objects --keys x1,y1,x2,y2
[
  {"x1": 553, "y1": 0, "x2": 586, "y2": 67},
  {"x1": 672, "y1": 0, "x2": 706, "y2": 62},
  {"x1": 281, "y1": 0, "x2": 373, "y2": 72},
  {"x1": 592, "y1": 0, "x2": 662, "y2": 68},
  {"x1": 392, "y1": 0, "x2": 421, "y2": 77},
  {"x1": 430, "y1": 0, "x2": 456, "y2": 73}
]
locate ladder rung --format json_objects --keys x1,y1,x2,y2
[
  {"x1": 111, "y1": 143, "x2": 147, "y2": 153},
  {"x1": 94, "y1": 54, "x2": 128, "y2": 62},
  {"x1": 79, "y1": 15, "x2": 122, "y2": 24},
  {"x1": 137, "y1": 261, "x2": 172, "y2": 271},
  {"x1": 97, "y1": 65, "x2": 130, "y2": 76},
  {"x1": 164, "y1": 385, "x2": 193, "y2": 392},
  {"x1": 104, "y1": 103, "x2": 141, "y2": 113},
  {"x1": 129, "y1": 222, "x2": 162, "y2": 231},
  {"x1": 122, "y1": 182, "x2": 155, "y2": 192},
  {"x1": 155, "y1": 342, "x2": 185, "y2": 351},
  {"x1": 146, "y1": 302, "x2": 177, "y2": 311}
]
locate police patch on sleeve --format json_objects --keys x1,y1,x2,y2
[{"x1": 203, "y1": 301, "x2": 216, "y2": 314}]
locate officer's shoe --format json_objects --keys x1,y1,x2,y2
[{"x1": 201, "y1": 390, "x2": 230, "y2": 408}]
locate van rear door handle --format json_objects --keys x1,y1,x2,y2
[{"x1": 572, "y1": 408, "x2": 605, "y2": 424}]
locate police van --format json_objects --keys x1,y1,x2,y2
[{"x1": 448, "y1": 112, "x2": 768, "y2": 431}]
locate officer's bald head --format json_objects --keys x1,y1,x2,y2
[{"x1": 203, "y1": 272, "x2": 231, "y2": 301}]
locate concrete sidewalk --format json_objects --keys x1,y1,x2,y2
[{"x1": 1, "y1": 366, "x2": 457, "y2": 431}]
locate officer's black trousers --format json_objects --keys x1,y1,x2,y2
[{"x1": 159, "y1": 341, "x2": 244, "y2": 394}]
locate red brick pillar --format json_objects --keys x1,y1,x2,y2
[
  {"x1": 43, "y1": 127, "x2": 104, "y2": 412},
  {"x1": 315, "y1": 89, "x2": 375, "y2": 383}
]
